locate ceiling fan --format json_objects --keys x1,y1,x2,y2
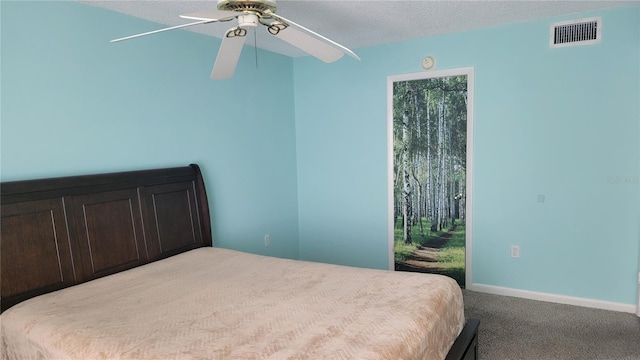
[{"x1": 111, "y1": 0, "x2": 360, "y2": 80}]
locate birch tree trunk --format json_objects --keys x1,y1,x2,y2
[
  {"x1": 402, "y1": 109, "x2": 412, "y2": 244},
  {"x1": 441, "y1": 89, "x2": 449, "y2": 229},
  {"x1": 458, "y1": 175, "x2": 466, "y2": 224},
  {"x1": 412, "y1": 169, "x2": 424, "y2": 235},
  {"x1": 425, "y1": 90, "x2": 436, "y2": 233},
  {"x1": 433, "y1": 86, "x2": 445, "y2": 231},
  {"x1": 412, "y1": 90, "x2": 425, "y2": 235}
]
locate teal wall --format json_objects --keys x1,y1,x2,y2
[
  {"x1": 2, "y1": 2, "x2": 639, "y2": 306},
  {"x1": 0, "y1": 1, "x2": 300, "y2": 259},
  {"x1": 294, "y1": 6, "x2": 640, "y2": 305}
]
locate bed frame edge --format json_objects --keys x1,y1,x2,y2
[
  {"x1": 445, "y1": 318, "x2": 480, "y2": 360},
  {"x1": 190, "y1": 164, "x2": 212, "y2": 247}
]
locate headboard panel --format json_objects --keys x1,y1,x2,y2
[{"x1": 1, "y1": 164, "x2": 212, "y2": 312}]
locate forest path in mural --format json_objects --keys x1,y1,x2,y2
[{"x1": 395, "y1": 230, "x2": 454, "y2": 273}]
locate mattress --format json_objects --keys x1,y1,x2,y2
[{"x1": 1, "y1": 247, "x2": 464, "y2": 360}]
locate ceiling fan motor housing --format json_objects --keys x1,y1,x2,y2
[{"x1": 217, "y1": 0, "x2": 277, "y2": 14}]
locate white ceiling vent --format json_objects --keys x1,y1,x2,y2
[{"x1": 550, "y1": 17, "x2": 601, "y2": 48}]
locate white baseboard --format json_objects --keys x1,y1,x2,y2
[{"x1": 468, "y1": 283, "x2": 638, "y2": 314}]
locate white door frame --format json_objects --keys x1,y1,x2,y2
[{"x1": 386, "y1": 67, "x2": 474, "y2": 288}]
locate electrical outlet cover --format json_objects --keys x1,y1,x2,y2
[{"x1": 511, "y1": 245, "x2": 520, "y2": 258}]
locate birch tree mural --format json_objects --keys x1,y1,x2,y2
[{"x1": 393, "y1": 74, "x2": 468, "y2": 287}]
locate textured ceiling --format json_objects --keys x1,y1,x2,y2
[{"x1": 81, "y1": 0, "x2": 634, "y2": 58}]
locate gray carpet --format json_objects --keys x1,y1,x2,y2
[{"x1": 462, "y1": 290, "x2": 640, "y2": 360}]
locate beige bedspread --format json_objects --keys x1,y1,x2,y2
[{"x1": 1, "y1": 248, "x2": 464, "y2": 360}]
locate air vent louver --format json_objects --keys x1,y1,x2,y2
[{"x1": 550, "y1": 17, "x2": 601, "y2": 48}]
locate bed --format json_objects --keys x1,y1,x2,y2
[{"x1": 0, "y1": 164, "x2": 479, "y2": 360}]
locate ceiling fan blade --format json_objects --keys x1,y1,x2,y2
[
  {"x1": 211, "y1": 28, "x2": 247, "y2": 80},
  {"x1": 110, "y1": 20, "x2": 213, "y2": 43},
  {"x1": 269, "y1": 13, "x2": 360, "y2": 61},
  {"x1": 273, "y1": 26, "x2": 343, "y2": 63},
  {"x1": 180, "y1": 10, "x2": 241, "y2": 22}
]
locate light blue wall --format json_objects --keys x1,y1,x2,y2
[
  {"x1": 294, "y1": 6, "x2": 640, "y2": 305},
  {"x1": 3, "y1": 2, "x2": 639, "y2": 306},
  {"x1": 1, "y1": 1, "x2": 300, "y2": 259}
]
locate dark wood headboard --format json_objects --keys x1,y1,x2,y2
[{"x1": 1, "y1": 164, "x2": 212, "y2": 312}]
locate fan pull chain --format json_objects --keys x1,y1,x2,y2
[{"x1": 254, "y1": 28, "x2": 258, "y2": 69}]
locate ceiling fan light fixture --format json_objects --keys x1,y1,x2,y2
[{"x1": 267, "y1": 22, "x2": 287, "y2": 35}]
